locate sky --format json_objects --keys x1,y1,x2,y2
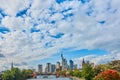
[{"x1": 0, "y1": 0, "x2": 120, "y2": 71}]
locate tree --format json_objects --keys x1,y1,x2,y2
[
  {"x1": 108, "y1": 60, "x2": 120, "y2": 71},
  {"x1": 21, "y1": 69, "x2": 33, "y2": 79},
  {"x1": 73, "y1": 69, "x2": 82, "y2": 78},
  {"x1": 2, "y1": 68, "x2": 33, "y2": 80},
  {"x1": 100, "y1": 64, "x2": 111, "y2": 71},
  {"x1": 2, "y1": 68, "x2": 21, "y2": 80},
  {"x1": 95, "y1": 69, "x2": 120, "y2": 80},
  {"x1": 2, "y1": 70, "x2": 13, "y2": 80},
  {"x1": 11, "y1": 68, "x2": 21, "y2": 80},
  {"x1": 59, "y1": 70, "x2": 66, "y2": 76},
  {"x1": 82, "y1": 63, "x2": 94, "y2": 80},
  {"x1": 67, "y1": 70, "x2": 73, "y2": 76},
  {"x1": 93, "y1": 65, "x2": 102, "y2": 76}
]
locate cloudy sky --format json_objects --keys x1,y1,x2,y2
[{"x1": 0, "y1": 0, "x2": 120, "y2": 71}]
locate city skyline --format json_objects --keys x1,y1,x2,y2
[
  {"x1": 0, "y1": 0, "x2": 120, "y2": 71},
  {"x1": 38, "y1": 54, "x2": 80, "y2": 73}
]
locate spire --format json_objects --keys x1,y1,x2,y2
[
  {"x1": 82, "y1": 58, "x2": 85, "y2": 69},
  {"x1": 82, "y1": 58, "x2": 85, "y2": 64},
  {"x1": 11, "y1": 61, "x2": 13, "y2": 70},
  {"x1": 61, "y1": 54, "x2": 64, "y2": 59}
]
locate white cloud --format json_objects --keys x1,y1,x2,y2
[
  {"x1": 2, "y1": 16, "x2": 27, "y2": 30},
  {"x1": 0, "y1": 0, "x2": 31, "y2": 16},
  {"x1": 0, "y1": 0, "x2": 120, "y2": 70},
  {"x1": 74, "y1": 52, "x2": 120, "y2": 68}
]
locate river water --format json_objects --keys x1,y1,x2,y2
[{"x1": 27, "y1": 75, "x2": 72, "y2": 80}]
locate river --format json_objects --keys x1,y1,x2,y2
[{"x1": 27, "y1": 75, "x2": 72, "y2": 80}]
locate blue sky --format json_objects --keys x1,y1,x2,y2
[
  {"x1": 0, "y1": 0, "x2": 120, "y2": 70},
  {"x1": 35, "y1": 49, "x2": 107, "y2": 64}
]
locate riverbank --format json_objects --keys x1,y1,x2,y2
[{"x1": 69, "y1": 76, "x2": 85, "y2": 80}]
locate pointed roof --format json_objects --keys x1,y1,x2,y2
[
  {"x1": 61, "y1": 54, "x2": 64, "y2": 59},
  {"x1": 82, "y1": 58, "x2": 85, "y2": 64},
  {"x1": 11, "y1": 61, "x2": 13, "y2": 70}
]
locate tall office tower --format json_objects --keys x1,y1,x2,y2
[
  {"x1": 46, "y1": 63, "x2": 52, "y2": 73},
  {"x1": 51, "y1": 64, "x2": 56, "y2": 73},
  {"x1": 61, "y1": 54, "x2": 68, "y2": 70},
  {"x1": 69, "y1": 60, "x2": 74, "y2": 70},
  {"x1": 56, "y1": 61, "x2": 60, "y2": 69},
  {"x1": 38, "y1": 64, "x2": 43, "y2": 73},
  {"x1": 45, "y1": 67, "x2": 48, "y2": 73}
]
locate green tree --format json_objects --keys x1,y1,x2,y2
[
  {"x1": 2, "y1": 68, "x2": 21, "y2": 80},
  {"x1": 73, "y1": 69, "x2": 82, "y2": 78},
  {"x1": 21, "y1": 69, "x2": 33, "y2": 79},
  {"x1": 68, "y1": 70, "x2": 73, "y2": 76},
  {"x1": 2, "y1": 68, "x2": 33, "y2": 80},
  {"x1": 93, "y1": 65, "x2": 102, "y2": 76},
  {"x1": 100, "y1": 64, "x2": 111, "y2": 71},
  {"x1": 11, "y1": 68, "x2": 21, "y2": 80},
  {"x1": 2, "y1": 70, "x2": 13, "y2": 80},
  {"x1": 82, "y1": 63, "x2": 94, "y2": 80}
]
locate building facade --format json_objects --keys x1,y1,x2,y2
[
  {"x1": 69, "y1": 60, "x2": 74, "y2": 70},
  {"x1": 61, "y1": 54, "x2": 68, "y2": 70},
  {"x1": 51, "y1": 64, "x2": 56, "y2": 73},
  {"x1": 45, "y1": 63, "x2": 52, "y2": 73},
  {"x1": 38, "y1": 64, "x2": 43, "y2": 73},
  {"x1": 56, "y1": 61, "x2": 60, "y2": 69}
]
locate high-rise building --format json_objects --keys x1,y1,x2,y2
[
  {"x1": 51, "y1": 64, "x2": 56, "y2": 73},
  {"x1": 38, "y1": 64, "x2": 42, "y2": 73},
  {"x1": 69, "y1": 60, "x2": 74, "y2": 70},
  {"x1": 46, "y1": 63, "x2": 52, "y2": 73},
  {"x1": 61, "y1": 54, "x2": 68, "y2": 70},
  {"x1": 56, "y1": 61, "x2": 60, "y2": 70}
]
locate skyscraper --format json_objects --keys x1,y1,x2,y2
[
  {"x1": 61, "y1": 54, "x2": 68, "y2": 70},
  {"x1": 38, "y1": 64, "x2": 42, "y2": 73},
  {"x1": 56, "y1": 61, "x2": 60, "y2": 69},
  {"x1": 51, "y1": 64, "x2": 56, "y2": 73},
  {"x1": 69, "y1": 60, "x2": 74, "y2": 70},
  {"x1": 46, "y1": 63, "x2": 52, "y2": 73}
]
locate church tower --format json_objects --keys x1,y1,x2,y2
[
  {"x1": 82, "y1": 58, "x2": 85, "y2": 69},
  {"x1": 11, "y1": 61, "x2": 14, "y2": 70}
]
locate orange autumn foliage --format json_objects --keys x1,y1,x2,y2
[{"x1": 95, "y1": 69, "x2": 120, "y2": 80}]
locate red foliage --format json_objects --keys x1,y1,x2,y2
[{"x1": 95, "y1": 69, "x2": 120, "y2": 80}]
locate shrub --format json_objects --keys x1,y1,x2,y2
[
  {"x1": 95, "y1": 69, "x2": 120, "y2": 80},
  {"x1": 82, "y1": 63, "x2": 94, "y2": 80},
  {"x1": 73, "y1": 69, "x2": 82, "y2": 78}
]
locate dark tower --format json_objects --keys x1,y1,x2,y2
[
  {"x1": 61, "y1": 54, "x2": 64, "y2": 60},
  {"x1": 82, "y1": 58, "x2": 85, "y2": 69},
  {"x1": 11, "y1": 62, "x2": 13, "y2": 70},
  {"x1": 69, "y1": 60, "x2": 74, "y2": 70}
]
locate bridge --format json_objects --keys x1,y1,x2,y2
[
  {"x1": 29, "y1": 72, "x2": 66, "y2": 78},
  {"x1": 40, "y1": 73, "x2": 56, "y2": 75}
]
